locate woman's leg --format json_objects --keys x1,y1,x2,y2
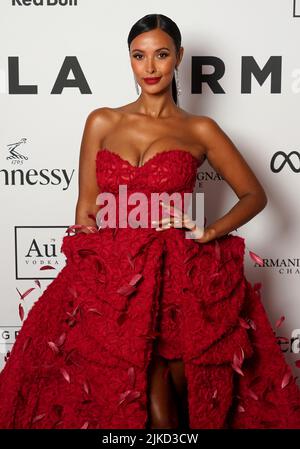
[
  {"x1": 167, "y1": 359, "x2": 189, "y2": 428},
  {"x1": 147, "y1": 353, "x2": 179, "y2": 429}
]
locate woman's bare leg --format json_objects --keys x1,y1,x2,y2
[
  {"x1": 167, "y1": 359, "x2": 189, "y2": 428},
  {"x1": 147, "y1": 353, "x2": 179, "y2": 429}
]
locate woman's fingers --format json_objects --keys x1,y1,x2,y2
[
  {"x1": 160, "y1": 201, "x2": 182, "y2": 219},
  {"x1": 152, "y1": 217, "x2": 182, "y2": 226},
  {"x1": 152, "y1": 216, "x2": 183, "y2": 228},
  {"x1": 161, "y1": 202, "x2": 197, "y2": 230},
  {"x1": 152, "y1": 201, "x2": 199, "y2": 232},
  {"x1": 182, "y1": 214, "x2": 197, "y2": 230}
]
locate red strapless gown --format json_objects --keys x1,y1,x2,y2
[{"x1": 0, "y1": 148, "x2": 300, "y2": 429}]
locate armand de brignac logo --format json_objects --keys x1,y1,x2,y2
[{"x1": 6, "y1": 138, "x2": 28, "y2": 162}]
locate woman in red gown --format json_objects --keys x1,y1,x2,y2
[{"x1": 0, "y1": 13, "x2": 300, "y2": 429}]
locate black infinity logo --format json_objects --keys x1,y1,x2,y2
[{"x1": 270, "y1": 151, "x2": 300, "y2": 173}]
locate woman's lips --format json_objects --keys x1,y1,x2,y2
[{"x1": 143, "y1": 77, "x2": 162, "y2": 84}]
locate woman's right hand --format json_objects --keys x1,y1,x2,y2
[{"x1": 66, "y1": 224, "x2": 99, "y2": 235}]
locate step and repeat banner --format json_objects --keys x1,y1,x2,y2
[{"x1": 0, "y1": 0, "x2": 299, "y2": 383}]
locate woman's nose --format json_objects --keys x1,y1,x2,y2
[{"x1": 145, "y1": 59, "x2": 156, "y2": 73}]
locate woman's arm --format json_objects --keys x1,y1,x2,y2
[
  {"x1": 194, "y1": 117, "x2": 268, "y2": 243},
  {"x1": 74, "y1": 108, "x2": 109, "y2": 234}
]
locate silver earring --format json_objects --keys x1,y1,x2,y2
[
  {"x1": 134, "y1": 77, "x2": 140, "y2": 95},
  {"x1": 174, "y1": 67, "x2": 182, "y2": 105}
]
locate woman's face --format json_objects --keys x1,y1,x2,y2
[{"x1": 129, "y1": 28, "x2": 183, "y2": 95}]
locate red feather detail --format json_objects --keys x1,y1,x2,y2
[
  {"x1": 118, "y1": 389, "x2": 141, "y2": 406},
  {"x1": 239, "y1": 316, "x2": 256, "y2": 331},
  {"x1": 129, "y1": 273, "x2": 143, "y2": 286},
  {"x1": 210, "y1": 389, "x2": 219, "y2": 409},
  {"x1": 47, "y1": 341, "x2": 60, "y2": 355},
  {"x1": 22, "y1": 336, "x2": 32, "y2": 353},
  {"x1": 117, "y1": 284, "x2": 136, "y2": 296},
  {"x1": 83, "y1": 380, "x2": 90, "y2": 395},
  {"x1": 60, "y1": 368, "x2": 71, "y2": 383},
  {"x1": 32, "y1": 413, "x2": 46, "y2": 423},
  {"x1": 275, "y1": 316, "x2": 285, "y2": 329},
  {"x1": 34, "y1": 279, "x2": 41, "y2": 288},
  {"x1": 249, "y1": 250, "x2": 264, "y2": 266},
  {"x1": 239, "y1": 318, "x2": 251, "y2": 329},
  {"x1": 127, "y1": 254, "x2": 135, "y2": 270},
  {"x1": 19, "y1": 287, "x2": 35, "y2": 300},
  {"x1": 87, "y1": 308, "x2": 103, "y2": 316},
  {"x1": 246, "y1": 388, "x2": 259, "y2": 401},
  {"x1": 18, "y1": 303, "x2": 24, "y2": 321},
  {"x1": 281, "y1": 370, "x2": 292, "y2": 389},
  {"x1": 128, "y1": 367, "x2": 136, "y2": 388},
  {"x1": 56, "y1": 332, "x2": 67, "y2": 347},
  {"x1": 276, "y1": 336, "x2": 289, "y2": 343},
  {"x1": 248, "y1": 319, "x2": 256, "y2": 330},
  {"x1": 232, "y1": 347, "x2": 245, "y2": 376}
]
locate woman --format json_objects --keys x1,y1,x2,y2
[{"x1": 0, "y1": 13, "x2": 300, "y2": 429}]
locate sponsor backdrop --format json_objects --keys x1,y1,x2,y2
[{"x1": 0, "y1": 0, "x2": 299, "y2": 385}]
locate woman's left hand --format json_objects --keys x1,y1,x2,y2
[{"x1": 151, "y1": 201, "x2": 217, "y2": 244}]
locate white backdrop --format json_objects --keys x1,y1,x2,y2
[{"x1": 0, "y1": 0, "x2": 299, "y2": 385}]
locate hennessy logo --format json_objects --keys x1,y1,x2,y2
[
  {"x1": 2, "y1": 140, "x2": 74, "y2": 190},
  {"x1": 6, "y1": 138, "x2": 28, "y2": 162}
]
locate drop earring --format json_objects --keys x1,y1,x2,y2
[
  {"x1": 174, "y1": 66, "x2": 182, "y2": 106},
  {"x1": 134, "y1": 77, "x2": 140, "y2": 95}
]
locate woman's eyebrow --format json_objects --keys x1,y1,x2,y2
[{"x1": 131, "y1": 47, "x2": 170, "y2": 52}]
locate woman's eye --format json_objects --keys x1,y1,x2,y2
[{"x1": 133, "y1": 53, "x2": 169, "y2": 59}]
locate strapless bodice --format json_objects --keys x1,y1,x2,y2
[{"x1": 96, "y1": 148, "x2": 204, "y2": 195}]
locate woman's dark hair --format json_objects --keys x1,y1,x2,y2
[{"x1": 127, "y1": 14, "x2": 182, "y2": 105}]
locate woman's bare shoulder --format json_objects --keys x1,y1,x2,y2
[
  {"x1": 82, "y1": 107, "x2": 123, "y2": 140},
  {"x1": 85, "y1": 106, "x2": 119, "y2": 122},
  {"x1": 185, "y1": 112, "x2": 219, "y2": 127},
  {"x1": 181, "y1": 113, "x2": 223, "y2": 145}
]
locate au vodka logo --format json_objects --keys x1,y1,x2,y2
[{"x1": 15, "y1": 226, "x2": 69, "y2": 280}]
